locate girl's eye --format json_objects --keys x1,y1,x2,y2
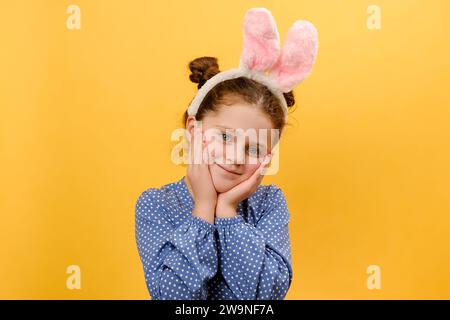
[
  {"x1": 221, "y1": 133, "x2": 233, "y2": 143},
  {"x1": 247, "y1": 145, "x2": 259, "y2": 157}
]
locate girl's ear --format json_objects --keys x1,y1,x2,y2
[
  {"x1": 269, "y1": 20, "x2": 319, "y2": 92},
  {"x1": 185, "y1": 116, "x2": 197, "y2": 141},
  {"x1": 239, "y1": 7, "x2": 281, "y2": 72}
]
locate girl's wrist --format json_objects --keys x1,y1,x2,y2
[
  {"x1": 215, "y1": 201, "x2": 237, "y2": 219},
  {"x1": 193, "y1": 201, "x2": 216, "y2": 223},
  {"x1": 192, "y1": 210, "x2": 214, "y2": 224}
]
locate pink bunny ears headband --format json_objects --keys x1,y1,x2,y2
[{"x1": 187, "y1": 7, "x2": 319, "y2": 124}]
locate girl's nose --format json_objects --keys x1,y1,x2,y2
[{"x1": 224, "y1": 146, "x2": 245, "y2": 165}]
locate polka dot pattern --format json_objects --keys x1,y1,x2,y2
[{"x1": 135, "y1": 175, "x2": 293, "y2": 300}]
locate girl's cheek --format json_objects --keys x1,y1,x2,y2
[
  {"x1": 242, "y1": 164, "x2": 260, "y2": 178},
  {"x1": 207, "y1": 140, "x2": 224, "y2": 162}
]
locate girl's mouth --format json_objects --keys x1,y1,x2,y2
[{"x1": 216, "y1": 163, "x2": 241, "y2": 176}]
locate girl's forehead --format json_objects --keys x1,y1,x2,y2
[
  {"x1": 203, "y1": 123, "x2": 275, "y2": 139},
  {"x1": 202, "y1": 104, "x2": 275, "y2": 131}
]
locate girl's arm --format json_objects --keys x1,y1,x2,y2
[
  {"x1": 135, "y1": 189, "x2": 218, "y2": 300},
  {"x1": 215, "y1": 185, "x2": 293, "y2": 300}
]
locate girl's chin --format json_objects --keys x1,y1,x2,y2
[
  {"x1": 209, "y1": 165, "x2": 241, "y2": 193},
  {"x1": 211, "y1": 175, "x2": 237, "y2": 193}
]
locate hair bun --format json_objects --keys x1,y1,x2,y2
[
  {"x1": 189, "y1": 56, "x2": 220, "y2": 89},
  {"x1": 283, "y1": 91, "x2": 295, "y2": 108}
]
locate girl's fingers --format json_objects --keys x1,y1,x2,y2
[
  {"x1": 241, "y1": 154, "x2": 272, "y2": 190},
  {"x1": 188, "y1": 128, "x2": 193, "y2": 165},
  {"x1": 206, "y1": 139, "x2": 216, "y2": 165},
  {"x1": 189, "y1": 125, "x2": 199, "y2": 164},
  {"x1": 191, "y1": 126, "x2": 203, "y2": 165},
  {"x1": 254, "y1": 154, "x2": 272, "y2": 180},
  {"x1": 210, "y1": 146, "x2": 215, "y2": 162},
  {"x1": 202, "y1": 137, "x2": 210, "y2": 165},
  {"x1": 206, "y1": 140, "x2": 212, "y2": 165},
  {"x1": 188, "y1": 125, "x2": 200, "y2": 167},
  {"x1": 233, "y1": 155, "x2": 271, "y2": 201}
]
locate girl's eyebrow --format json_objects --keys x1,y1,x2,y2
[{"x1": 215, "y1": 125, "x2": 235, "y2": 131}]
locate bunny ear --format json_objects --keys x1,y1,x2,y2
[
  {"x1": 239, "y1": 8, "x2": 281, "y2": 72},
  {"x1": 269, "y1": 20, "x2": 319, "y2": 92}
]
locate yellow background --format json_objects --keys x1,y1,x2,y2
[{"x1": 1, "y1": 0, "x2": 450, "y2": 299}]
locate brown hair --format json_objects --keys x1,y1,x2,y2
[{"x1": 183, "y1": 56, "x2": 296, "y2": 135}]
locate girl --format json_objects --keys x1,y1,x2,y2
[{"x1": 135, "y1": 7, "x2": 318, "y2": 300}]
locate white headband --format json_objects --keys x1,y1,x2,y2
[{"x1": 187, "y1": 65, "x2": 289, "y2": 123}]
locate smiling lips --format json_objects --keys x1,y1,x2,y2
[{"x1": 216, "y1": 164, "x2": 242, "y2": 176}]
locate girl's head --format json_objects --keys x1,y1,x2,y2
[{"x1": 183, "y1": 56, "x2": 296, "y2": 193}]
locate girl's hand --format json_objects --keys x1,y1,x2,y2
[
  {"x1": 187, "y1": 124, "x2": 218, "y2": 224},
  {"x1": 215, "y1": 154, "x2": 272, "y2": 218}
]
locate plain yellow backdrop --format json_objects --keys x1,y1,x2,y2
[{"x1": 1, "y1": 0, "x2": 450, "y2": 299}]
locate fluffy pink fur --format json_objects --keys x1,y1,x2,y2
[
  {"x1": 240, "y1": 8, "x2": 280, "y2": 71},
  {"x1": 269, "y1": 20, "x2": 319, "y2": 92},
  {"x1": 240, "y1": 8, "x2": 319, "y2": 92}
]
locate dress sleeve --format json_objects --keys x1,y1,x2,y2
[
  {"x1": 214, "y1": 185, "x2": 293, "y2": 300},
  {"x1": 135, "y1": 189, "x2": 218, "y2": 300}
]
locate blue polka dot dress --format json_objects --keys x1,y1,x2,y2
[{"x1": 135, "y1": 175, "x2": 293, "y2": 300}]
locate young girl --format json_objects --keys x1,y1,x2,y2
[{"x1": 135, "y1": 7, "x2": 318, "y2": 300}]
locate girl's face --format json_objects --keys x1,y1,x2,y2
[{"x1": 186, "y1": 102, "x2": 276, "y2": 193}]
